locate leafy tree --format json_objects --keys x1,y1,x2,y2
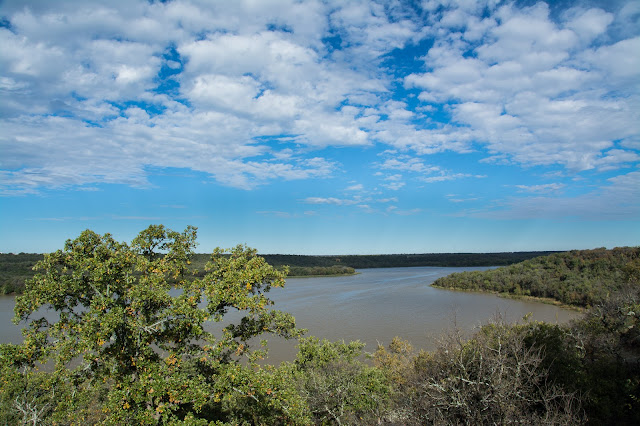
[
  {"x1": 2, "y1": 225, "x2": 306, "y2": 424},
  {"x1": 290, "y1": 337, "x2": 391, "y2": 425}
]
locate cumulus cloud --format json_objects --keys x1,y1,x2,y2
[
  {"x1": 0, "y1": 0, "x2": 638, "y2": 204},
  {"x1": 514, "y1": 183, "x2": 565, "y2": 194},
  {"x1": 404, "y1": 1, "x2": 640, "y2": 171},
  {"x1": 303, "y1": 197, "x2": 361, "y2": 206},
  {"x1": 345, "y1": 183, "x2": 364, "y2": 191}
]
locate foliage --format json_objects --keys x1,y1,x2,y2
[
  {"x1": 374, "y1": 320, "x2": 582, "y2": 425},
  {"x1": 568, "y1": 287, "x2": 640, "y2": 424},
  {"x1": 289, "y1": 337, "x2": 391, "y2": 425},
  {"x1": 373, "y1": 289, "x2": 640, "y2": 425},
  {"x1": 260, "y1": 252, "x2": 557, "y2": 270},
  {"x1": 1, "y1": 225, "x2": 306, "y2": 424},
  {"x1": 432, "y1": 247, "x2": 640, "y2": 307},
  {"x1": 285, "y1": 265, "x2": 356, "y2": 277},
  {"x1": 0, "y1": 253, "x2": 42, "y2": 294}
]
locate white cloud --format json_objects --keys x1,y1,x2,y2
[
  {"x1": 564, "y1": 7, "x2": 614, "y2": 43},
  {"x1": 382, "y1": 181, "x2": 406, "y2": 191},
  {"x1": 404, "y1": 1, "x2": 640, "y2": 172},
  {"x1": 0, "y1": 0, "x2": 638, "y2": 196},
  {"x1": 514, "y1": 183, "x2": 565, "y2": 194},
  {"x1": 346, "y1": 184, "x2": 364, "y2": 191},
  {"x1": 423, "y1": 173, "x2": 477, "y2": 183},
  {"x1": 380, "y1": 156, "x2": 440, "y2": 174},
  {"x1": 303, "y1": 197, "x2": 360, "y2": 206}
]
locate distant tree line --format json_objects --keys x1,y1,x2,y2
[
  {"x1": 0, "y1": 253, "x2": 43, "y2": 295},
  {"x1": 260, "y1": 251, "x2": 557, "y2": 269},
  {"x1": 432, "y1": 247, "x2": 640, "y2": 308},
  {"x1": 1, "y1": 251, "x2": 554, "y2": 294},
  {"x1": 285, "y1": 265, "x2": 356, "y2": 277}
]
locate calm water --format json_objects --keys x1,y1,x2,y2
[{"x1": 1, "y1": 266, "x2": 579, "y2": 362}]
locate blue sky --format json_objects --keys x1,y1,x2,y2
[{"x1": 1, "y1": 0, "x2": 639, "y2": 254}]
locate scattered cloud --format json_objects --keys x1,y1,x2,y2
[
  {"x1": 465, "y1": 171, "x2": 640, "y2": 221},
  {"x1": 422, "y1": 173, "x2": 481, "y2": 183},
  {"x1": 386, "y1": 206, "x2": 421, "y2": 216},
  {"x1": 446, "y1": 194, "x2": 480, "y2": 203},
  {"x1": 1, "y1": 0, "x2": 637, "y2": 196},
  {"x1": 404, "y1": 1, "x2": 640, "y2": 171},
  {"x1": 514, "y1": 183, "x2": 565, "y2": 194},
  {"x1": 303, "y1": 197, "x2": 361, "y2": 206}
]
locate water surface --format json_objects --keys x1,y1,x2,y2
[{"x1": 263, "y1": 267, "x2": 578, "y2": 357}]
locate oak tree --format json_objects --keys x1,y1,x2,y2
[{"x1": 4, "y1": 225, "x2": 306, "y2": 424}]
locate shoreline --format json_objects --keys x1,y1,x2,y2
[{"x1": 430, "y1": 284, "x2": 586, "y2": 312}]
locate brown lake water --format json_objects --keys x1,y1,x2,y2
[{"x1": 1, "y1": 266, "x2": 580, "y2": 363}]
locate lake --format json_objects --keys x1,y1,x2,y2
[{"x1": 0, "y1": 266, "x2": 579, "y2": 363}]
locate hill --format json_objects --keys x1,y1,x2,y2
[{"x1": 432, "y1": 247, "x2": 640, "y2": 308}]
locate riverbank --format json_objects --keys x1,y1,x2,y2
[{"x1": 430, "y1": 283, "x2": 586, "y2": 312}]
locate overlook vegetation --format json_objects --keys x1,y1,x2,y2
[
  {"x1": 432, "y1": 247, "x2": 640, "y2": 308},
  {"x1": 0, "y1": 227, "x2": 638, "y2": 424}
]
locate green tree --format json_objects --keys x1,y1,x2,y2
[
  {"x1": 2, "y1": 225, "x2": 307, "y2": 424},
  {"x1": 290, "y1": 337, "x2": 391, "y2": 425}
]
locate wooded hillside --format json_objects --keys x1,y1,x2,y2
[{"x1": 432, "y1": 247, "x2": 640, "y2": 307}]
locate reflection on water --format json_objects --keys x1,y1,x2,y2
[{"x1": 1, "y1": 266, "x2": 580, "y2": 363}]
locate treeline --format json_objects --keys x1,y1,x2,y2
[
  {"x1": 285, "y1": 265, "x2": 356, "y2": 277},
  {"x1": 260, "y1": 251, "x2": 556, "y2": 269},
  {"x1": 1, "y1": 251, "x2": 551, "y2": 294},
  {"x1": 0, "y1": 253, "x2": 42, "y2": 295},
  {"x1": 432, "y1": 246, "x2": 640, "y2": 307}
]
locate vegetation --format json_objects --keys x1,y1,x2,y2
[
  {"x1": 1, "y1": 251, "x2": 555, "y2": 295},
  {"x1": 1, "y1": 226, "x2": 305, "y2": 424},
  {"x1": 372, "y1": 288, "x2": 640, "y2": 425},
  {"x1": 0, "y1": 253, "x2": 42, "y2": 295},
  {"x1": 432, "y1": 247, "x2": 640, "y2": 307},
  {"x1": 260, "y1": 252, "x2": 557, "y2": 269},
  {"x1": 1, "y1": 227, "x2": 638, "y2": 424}
]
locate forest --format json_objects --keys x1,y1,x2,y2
[
  {"x1": 0, "y1": 227, "x2": 638, "y2": 425},
  {"x1": 432, "y1": 246, "x2": 640, "y2": 308}
]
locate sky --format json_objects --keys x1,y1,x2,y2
[{"x1": 0, "y1": 0, "x2": 639, "y2": 255}]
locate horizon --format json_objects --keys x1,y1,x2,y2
[{"x1": 1, "y1": 0, "x2": 639, "y2": 255}]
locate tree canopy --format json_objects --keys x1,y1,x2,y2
[
  {"x1": 432, "y1": 247, "x2": 640, "y2": 307},
  {"x1": 3, "y1": 225, "x2": 305, "y2": 424}
]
